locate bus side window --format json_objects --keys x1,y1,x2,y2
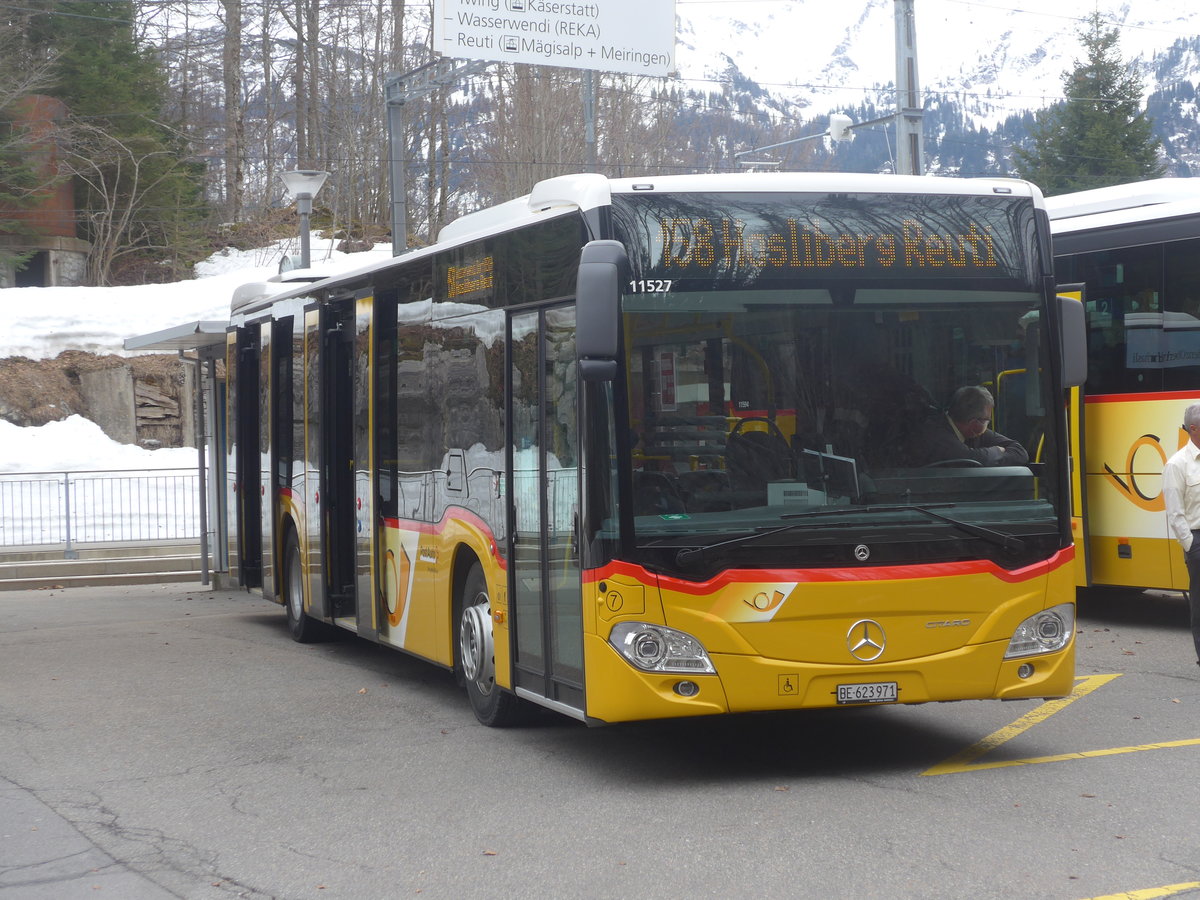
[{"x1": 1163, "y1": 238, "x2": 1200, "y2": 392}]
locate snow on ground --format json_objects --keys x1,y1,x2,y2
[
  {"x1": 0, "y1": 416, "x2": 202, "y2": 543},
  {"x1": 0, "y1": 236, "x2": 391, "y2": 474},
  {"x1": 0, "y1": 235, "x2": 392, "y2": 361},
  {"x1": 0, "y1": 416, "x2": 197, "y2": 473}
]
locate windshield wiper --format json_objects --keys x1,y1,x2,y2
[
  {"x1": 858, "y1": 504, "x2": 1027, "y2": 553},
  {"x1": 672, "y1": 503, "x2": 1024, "y2": 568},
  {"x1": 673, "y1": 521, "x2": 818, "y2": 568}
]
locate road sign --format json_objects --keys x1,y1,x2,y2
[{"x1": 433, "y1": 0, "x2": 676, "y2": 77}]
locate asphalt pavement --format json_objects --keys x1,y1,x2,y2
[{"x1": 3, "y1": 581, "x2": 1199, "y2": 900}]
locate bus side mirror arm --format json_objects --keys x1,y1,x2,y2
[
  {"x1": 1057, "y1": 292, "x2": 1087, "y2": 388},
  {"x1": 576, "y1": 240, "x2": 627, "y2": 383}
]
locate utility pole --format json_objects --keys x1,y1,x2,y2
[
  {"x1": 385, "y1": 58, "x2": 490, "y2": 255},
  {"x1": 894, "y1": 0, "x2": 925, "y2": 176},
  {"x1": 582, "y1": 70, "x2": 597, "y2": 170}
]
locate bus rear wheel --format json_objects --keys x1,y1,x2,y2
[
  {"x1": 283, "y1": 530, "x2": 326, "y2": 643},
  {"x1": 458, "y1": 562, "x2": 526, "y2": 727}
]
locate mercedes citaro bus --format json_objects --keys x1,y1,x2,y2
[{"x1": 225, "y1": 172, "x2": 1085, "y2": 725}]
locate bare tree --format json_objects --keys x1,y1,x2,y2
[
  {"x1": 316, "y1": 0, "x2": 390, "y2": 236},
  {"x1": 221, "y1": 0, "x2": 245, "y2": 219},
  {"x1": 259, "y1": 0, "x2": 279, "y2": 198},
  {"x1": 59, "y1": 121, "x2": 199, "y2": 284},
  {"x1": 125, "y1": 0, "x2": 775, "y2": 258},
  {"x1": 466, "y1": 66, "x2": 680, "y2": 206}
]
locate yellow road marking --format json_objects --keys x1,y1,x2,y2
[
  {"x1": 923, "y1": 674, "x2": 1121, "y2": 775},
  {"x1": 924, "y1": 673, "x2": 1200, "y2": 775},
  {"x1": 1082, "y1": 882, "x2": 1200, "y2": 900},
  {"x1": 932, "y1": 736, "x2": 1200, "y2": 775}
]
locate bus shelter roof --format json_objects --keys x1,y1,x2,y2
[{"x1": 124, "y1": 320, "x2": 228, "y2": 354}]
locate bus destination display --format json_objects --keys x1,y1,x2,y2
[
  {"x1": 658, "y1": 217, "x2": 999, "y2": 273},
  {"x1": 447, "y1": 255, "x2": 494, "y2": 299},
  {"x1": 610, "y1": 192, "x2": 1036, "y2": 287}
]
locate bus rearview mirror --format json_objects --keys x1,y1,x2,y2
[
  {"x1": 1057, "y1": 293, "x2": 1087, "y2": 388},
  {"x1": 576, "y1": 241, "x2": 626, "y2": 381}
]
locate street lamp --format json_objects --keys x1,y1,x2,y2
[{"x1": 279, "y1": 169, "x2": 329, "y2": 270}]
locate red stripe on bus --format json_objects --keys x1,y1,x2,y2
[
  {"x1": 380, "y1": 507, "x2": 506, "y2": 569},
  {"x1": 1085, "y1": 391, "x2": 1200, "y2": 403},
  {"x1": 584, "y1": 547, "x2": 1074, "y2": 593}
]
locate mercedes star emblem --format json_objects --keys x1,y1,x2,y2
[{"x1": 847, "y1": 618, "x2": 886, "y2": 661}]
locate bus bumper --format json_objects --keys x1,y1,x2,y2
[
  {"x1": 583, "y1": 633, "x2": 1075, "y2": 723},
  {"x1": 713, "y1": 639, "x2": 1075, "y2": 710}
]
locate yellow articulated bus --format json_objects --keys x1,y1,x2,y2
[
  {"x1": 227, "y1": 172, "x2": 1086, "y2": 726},
  {"x1": 1047, "y1": 179, "x2": 1200, "y2": 593}
]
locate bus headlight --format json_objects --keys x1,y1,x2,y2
[
  {"x1": 1004, "y1": 603, "x2": 1074, "y2": 658},
  {"x1": 609, "y1": 622, "x2": 716, "y2": 674}
]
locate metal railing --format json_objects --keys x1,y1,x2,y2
[{"x1": 0, "y1": 468, "x2": 200, "y2": 553}]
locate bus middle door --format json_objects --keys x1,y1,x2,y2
[{"x1": 319, "y1": 300, "x2": 357, "y2": 624}]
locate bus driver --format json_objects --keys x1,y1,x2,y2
[{"x1": 906, "y1": 385, "x2": 1029, "y2": 468}]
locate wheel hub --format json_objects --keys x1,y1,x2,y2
[{"x1": 460, "y1": 599, "x2": 495, "y2": 692}]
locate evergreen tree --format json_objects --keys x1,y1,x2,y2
[
  {"x1": 1012, "y1": 12, "x2": 1165, "y2": 195},
  {"x1": 24, "y1": 0, "x2": 206, "y2": 284}
]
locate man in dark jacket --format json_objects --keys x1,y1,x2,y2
[{"x1": 905, "y1": 385, "x2": 1029, "y2": 467}]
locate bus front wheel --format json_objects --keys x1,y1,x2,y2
[{"x1": 458, "y1": 562, "x2": 525, "y2": 727}]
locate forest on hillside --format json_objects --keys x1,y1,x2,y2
[{"x1": 3, "y1": 1, "x2": 1196, "y2": 285}]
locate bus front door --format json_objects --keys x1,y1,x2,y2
[{"x1": 508, "y1": 306, "x2": 584, "y2": 716}]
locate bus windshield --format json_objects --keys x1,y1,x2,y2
[{"x1": 609, "y1": 190, "x2": 1061, "y2": 572}]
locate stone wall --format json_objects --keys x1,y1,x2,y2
[
  {"x1": 0, "y1": 352, "x2": 196, "y2": 448},
  {"x1": 78, "y1": 366, "x2": 136, "y2": 444},
  {"x1": 131, "y1": 365, "x2": 196, "y2": 448}
]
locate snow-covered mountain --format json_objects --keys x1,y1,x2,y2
[{"x1": 672, "y1": 0, "x2": 1200, "y2": 174}]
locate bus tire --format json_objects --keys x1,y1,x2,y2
[
  {"x1": 458, "y1": 562, "x2": 525, "y2": 727},
  {"x1": 283, "y1": 529, "x2": 325, "y2": 643}
]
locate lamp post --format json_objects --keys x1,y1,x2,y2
[{"x1": 279, "y1": 169, "x2": 329, "y2": 270}]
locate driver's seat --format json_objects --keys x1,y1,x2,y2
[{"x1": 725, "y1": 428, "x2": 793, "y2": 492}]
